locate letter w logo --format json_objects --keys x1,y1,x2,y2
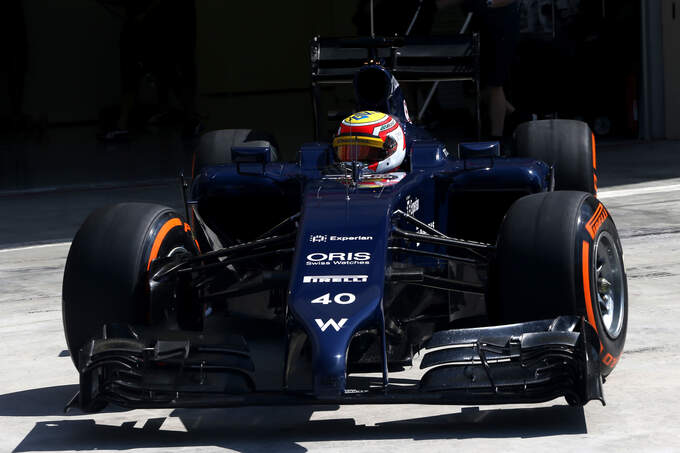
[{"x1": 315, "y1": 318, "x2": 348, "y2": 332}]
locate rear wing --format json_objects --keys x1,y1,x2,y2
[
  {"x1": 310, "y1": 35, "x2": 481, "y2": 139},
  {"x1": 310, "y1": 35, "x2": 479, "y2": 83}
]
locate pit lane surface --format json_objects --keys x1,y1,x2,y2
[{"x1": 1, "y1": 163, "x2": 680, "y2": 452}]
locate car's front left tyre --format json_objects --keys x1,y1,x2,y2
[{"x1": 62, "y1": 203, "x2": 198, "y2": 370}]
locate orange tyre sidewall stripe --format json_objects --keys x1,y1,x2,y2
[
  {"x1": 581, "y1": 240, "x2": 599, "y2": 335},
  {"x1": 592, "y1": 133, "x2": 597, "y2": 170},
  {"x1": 147, "y1": 218, "x2": 183, "y2": 270},
  {"x1": 592, "y1": 133, "x2": 598, "y2": 193}
]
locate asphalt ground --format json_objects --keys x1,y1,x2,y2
[{"x1": 0, "y1": 142, "x2": 679, "y2": 452}]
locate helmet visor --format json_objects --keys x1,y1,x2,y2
[{"x1": 333, "y1": 135, "x2": 388, "y2": 162}]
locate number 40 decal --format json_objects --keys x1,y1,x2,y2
[{"x1": 311, "y1": 293, "x2": 356, "y2": 305}]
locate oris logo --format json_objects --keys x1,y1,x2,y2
[
  {"x1": 309, "y1": 235, "x2": 327, "y2": 243},
  {"x1": 305, "y1": 252, "x2": 371, "y2": 266}
]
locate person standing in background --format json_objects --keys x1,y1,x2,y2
[
  {"x1": 99, "y1": 0, "x2": 199, "y2": 141},
  {"x1": 358, "y1": 0, "x2": 530, "y2": 140},
  {"x1": 462, "y1": 0, "x2": 531, "y2": 139}
]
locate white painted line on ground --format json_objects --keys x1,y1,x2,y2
[
  {"x1": 599, "y1": 183, "x2": 680, "y2": 199},
  {"x1": 0, "y1": 178, "x2": 176, "y2": 198},
  {"x1": 0, "y1": 241, "x2": 71, "y2": 253}
]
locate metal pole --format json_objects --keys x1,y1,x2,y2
[
  {"x1": 418, "y1": 81, "x2": 440, "y2": 122},
  {"x1": 406, "y1": 0, "x2": 424, "y2": 36},
  {"x1": 552, "y1": 0, "x2": 556, "y2": 40},
  {"x1": 370, "y1": 0, "x2": 375, "y2": 38},
  {"x1": 639, "y1": 0, "x2": 650, "y2": 140},
  {"x1": 475, "y1": 71, "x2": 481, "y2": 139},
  {"x1": 461, "y1": 11, "x2": 473, "y2": 35},
  {"x1": 311, "y1": 81, "x2": 320, "y2": 141}
]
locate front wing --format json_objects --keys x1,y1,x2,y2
[{"x1": 67, "y1": 316, "x2": 603, "y2": 411}]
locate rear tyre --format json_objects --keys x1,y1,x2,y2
[
  {"x1": 62, "y1": 203, "x2": 198, "y2": 369},
  {"x1": 193, "y1": 129, "x2": 279, "y2": 176},
  {"x1": 495, "y1": 191, "x2": 627, "y2": 377},
  {"x1": 514, "y1": 120, "x2": 597, "y2": 194}
]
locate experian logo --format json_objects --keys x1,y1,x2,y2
[
  {"x1": 328, "y1": 235, "x2": 373, "y2": 241},
  {"x1": 308, "y1": 234, "x2": 373, "y2": 242},
  {"x1": 303, "y1": 275, "x2": 368, "y2": 283}
]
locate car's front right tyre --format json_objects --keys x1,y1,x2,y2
[{"x1": 493, "y1": 191, "x2": 627, "y2": 377}]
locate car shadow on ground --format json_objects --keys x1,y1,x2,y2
[
  {"x1": 0, "y1": 385, "x2": 126, "y2": 417},
  {"x1": 8, "y1": 388, "x2": 587, "y2": 452}
]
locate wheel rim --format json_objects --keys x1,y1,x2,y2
[
  {"x1": 594, "y1": 231, "x2": 625, "y2": 339},
  {"x1": 167, "y1": 246, "x2": 189, "y2": 258}
]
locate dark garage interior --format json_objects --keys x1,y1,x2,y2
[{"x1": 0, "y1": 0, "x2": 674, "y2": 192}]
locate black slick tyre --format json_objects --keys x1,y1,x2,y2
[
  {"x1": 514, "y1": 120, "x2": 597, "y2": 194},
  {"x1": 62, "y1": 203, "x2": 198, "y2": 369},
  {"x1": 495, "y1": 191, "x2": 627, "y2": 377}
]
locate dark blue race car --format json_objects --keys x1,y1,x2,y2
[{"x1": 62, "y1": 37, "x2": 627, "y2": 412}]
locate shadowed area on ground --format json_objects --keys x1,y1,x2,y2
[{"x1": 11, "y1": 403, "x2": 585, "y2": 452}]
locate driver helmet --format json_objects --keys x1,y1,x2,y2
[{"x1": 332, "y1": 111, "x2": 406, "y2": 173}]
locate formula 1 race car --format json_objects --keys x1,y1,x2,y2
[{"x1": 62, "y1": 36, "x2": 627, "y2": 412}]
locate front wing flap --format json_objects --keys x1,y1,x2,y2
[
  {"x1": 416, "y1": 316, "x2": 603, "y2": 405},
  {"x1": 67, "y1": 316, "x2": 603, "y2": 411}
]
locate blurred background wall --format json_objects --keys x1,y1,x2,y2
[
  {"x1": 16, "y1": 0, "x2": 121, "y2": 123},
  {"x1": 0, "y1": 0, "x2": 675, "y2": 143},
  {"x1": 6, "y1": 0, "x2": 360, "y2": 123}
]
